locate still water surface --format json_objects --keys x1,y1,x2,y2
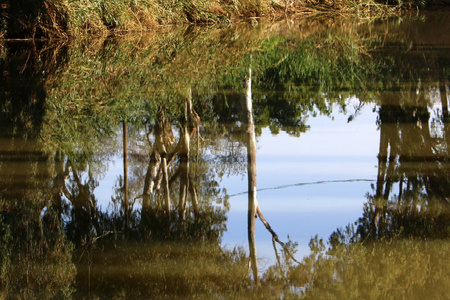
[{"x1": 1, "y1": 11, "x2": 449, "y2": 299}]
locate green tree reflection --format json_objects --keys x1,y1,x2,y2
[{"x1": 2, "y1": 14, "x2": 450, "y2": 298}]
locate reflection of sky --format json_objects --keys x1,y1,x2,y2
[
  {"x1": 95, "y1": 159, "x2": 122, "y2": 210},
  {"x1": 221, "y1": 102, "x2": 380, "y2": 268},
  {"x1": 93, "y1": 101, "x2": 381, "y2": 271}
]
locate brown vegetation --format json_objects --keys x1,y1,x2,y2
[{"x1": 0, "y1": 0, "x2": 410, "y2": 39}]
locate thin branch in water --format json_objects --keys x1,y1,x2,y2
[{"x1": 229, "y1": 179, "x2": 375, "y2": 198}]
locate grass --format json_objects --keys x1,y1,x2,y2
[{"x1": 0, "y1": 0, "x2": 417, "y2": 39}]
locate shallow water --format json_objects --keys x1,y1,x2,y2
[{"x1": 1, "y1": 11, "x2": 449, "y2": 299}]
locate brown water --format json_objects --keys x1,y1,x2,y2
[{"x1": 0, "y1": 11, "x2": 449, "y2": 299}]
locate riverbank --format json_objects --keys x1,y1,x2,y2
[{"x1": 0, "y1": 0, "x2": 415, "y2": 39}]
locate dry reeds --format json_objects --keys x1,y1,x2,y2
[{"x1": 0, "y1": 0, "x2": 416, "y2": 39}]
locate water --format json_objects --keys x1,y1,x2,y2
[{"x1": 1, "y1": 11, "x2": 449, "y2": 299}]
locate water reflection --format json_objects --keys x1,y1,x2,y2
[
  {"x1": 0, "y1": 42, "x2": 75, "y2": 299},
  {"x1": 1, "y1": 12, "x2": 450, "y2": 298},
  {"x1": 357, "y1": 89, "x2": 450, "y2": 241}
]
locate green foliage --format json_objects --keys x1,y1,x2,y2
[{"x1": 18, "y1": 15, "x2": 444, "y2": 155}]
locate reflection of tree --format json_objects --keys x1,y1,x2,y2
[
  {"x1": 242, "y1": 67, "x2": 301, "y2": 286},
  {"x1": 243, "y1": 67, "x2": 259, "y2": 285},
  {"x1": 0, "y1": 43, "x2": 76, "y2": 297},
  {"x1": 0, "y1": 142, "x2": 76, "y2": 298},
  {"x1": 260, "y1": 90, "x2": 450, "y2": 299},
  {"x1": 140, "y1": 91, "x2": 201, "y2": 222},
  {"x1": 63, "y1": 159, "x2": 103, "y2": 244},
  {"x1": 123, "y1": 121, "x2": 130, "y2": 231},
  {"x1": 352, "y1": 89, "x2": 450, "y2": 241},
  {"x1": 4, "y1": 15, "x2": 450, "y2": 298},
  {"x1": 69, "y1": 93, "x2": 243, "y2": 299}
]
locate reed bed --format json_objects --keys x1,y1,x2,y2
[{"x1": 0, "y1": 0, "x2": 415, "y2": 39}]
